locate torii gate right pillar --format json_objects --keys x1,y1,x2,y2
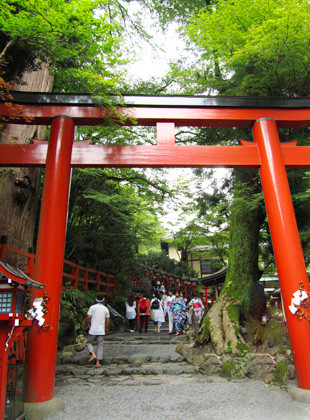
[{"x1": 253, "y1": 118, "x2": 310, "y2": 390}]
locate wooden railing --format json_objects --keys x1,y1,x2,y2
[
  {"x1": 0, "y1": 243, "x2": 117, "y2": 296},
  {"x1": 63, "y1": 259, "x2": 117, "y2": 297}
]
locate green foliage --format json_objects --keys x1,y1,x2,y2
[
  {"x1": 0, "y1": 0, "x2": 125, "y2": 93},
  {"x1": 196, "y1": 316, "x2": 211, "y2": 345},
  {"x1": 141, "y1": 0, "x2": 207, "y2": 25},
  {"x1": 65, "y1": 168, "x2": 168, "y2": 277},
  {"x1": 183, "y1": 0, "x2": 310, "y2": 96},
  {"x1": 224, "y1": 343, "x2": 232, "y2": 355},
  {"x1": 58, "y1": 288, "x2": 97, "y2": 346},
  {"x1": 220, "y1": 361, "x2": 235, "y2": 378},
  {"x1": 236, "y1": 342, "x2": 249, "y2": 357},
  {"x1": 136, "y1": 250, "x2": 197, "y2": 279},
  {"x1": 262, "y1": 318, "x2": 284, "y2": 347}
]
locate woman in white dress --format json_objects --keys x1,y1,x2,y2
[
  {"x1": 125, "y1": 294, "x2": 136, "y2": 332},
  {"x1": 151, "y1": 292, "x2": 165, "y2": 333}
]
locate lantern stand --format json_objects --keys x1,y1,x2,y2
[
  {"x1": 190, "y1": 280, "x2": 197, "y2": 294},
  {"x1": 168, "y1": 276, "x2": 174, "y2": 291},
  {"x1": 202, "y1": 286, "x2": 209, "y2": 310},
  {"x1": 0, "y1": 260, "x2": 45, "y2": 420},
  {"x1": 162, "y1": 274, "x2": 167, "y2": 288},
  {"x1": 183, "y1": 279, "x2": 189, "y2": 300}
]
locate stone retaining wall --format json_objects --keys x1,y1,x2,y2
[{"x1": 176, "y1": 341, "x2": 296, "y2": 385}]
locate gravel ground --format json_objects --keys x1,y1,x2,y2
[{"x1": 50, "y1": 375, "x2": 310, "y2": 420}]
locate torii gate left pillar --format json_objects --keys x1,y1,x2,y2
[{"x1": 25, "y1": 116, "x2": 75, "y2": 410}]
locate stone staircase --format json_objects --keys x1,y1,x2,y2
[
  {"x1": 56, "y1": 328, "x2": 198, "y2": 387},
  {"x1": 131, "y1": 275, "x2": 151, "y2": 296}
]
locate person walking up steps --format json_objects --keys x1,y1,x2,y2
[
  {"x1": 84, "y1": 294, "x2": 110, "y2": 368},
  {"x1": 125, "y1": 294, "x2": 136, "y2": 332},
  {"x1": 138, "y1": 293, "x2": 151, "y2": 333},
  {"x1": 151, "y1": 292, "x2": 165, "y2": 333}
]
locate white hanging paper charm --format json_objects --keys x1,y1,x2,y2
[
  {"x1": 288, "y1": 282, "x2": 310, "y2": 322},
  {"x1": 289, "y1": 304, "x2": 299, "y2": 315},
  {"x1": 293, "y1": 290, "x2": 308, "y2": 302},
  {"x1": 291, "y1": 297, "x2": 302, "y2": 307},
  {"x1": 27, "y1": 292, "x2": 51, "y2": 330}
]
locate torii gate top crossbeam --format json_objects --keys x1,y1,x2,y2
[
  {"x1": 0, "y1": 93, "x2": 310, "y2": 168},
  {"x1": 2, "y1": 92, "x2": 310, "y2": 127}
]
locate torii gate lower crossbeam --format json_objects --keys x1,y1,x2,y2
[{"x1": 0, "y1": 94, "x2": 310, "y2": 413}]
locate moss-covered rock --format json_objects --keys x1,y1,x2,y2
[
  {"x1": 273, "y1": 361, "x2": 288, "y2": 385},
  {"x1": 220, "y1": 361, "x2": 235, "y2": 378},
  {"x1": 262, "y1": 318, "x2": 283, "y2": 347}
]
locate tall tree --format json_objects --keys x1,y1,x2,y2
[
  {"x1": 0, "y1": 66, "x2": 53, "y2": 266},
  {"x1": 0, "y1": 0, "x2": 128, "y2": 266},
  {"x1": 147, "y1": 0, "x2": 310, "y2": 352}
]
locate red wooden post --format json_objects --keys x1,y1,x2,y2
[
  {"x1": 183, "y1": 280, "x2": 188, "y2": 300},
  {"x1": 191, "y1": 281, "x2": 197, "y2": 294},
  {"x1": 25, "y1": 116, "x2": 75, "y2": 403},
  {"x1": 0, "y1": 244, "x2": 6, "y2": 261},
  {"x1": 96, "y1": 271, "x2": 100, "y2": 291},
  {"x1": 83, "y1": 268, "x2": 88, "y2": 293},
  {"x1": 106, "y1": 274, "x2": 110, "y2": 298},
  {"x1": 162, "y1": 275, "x2": 167, "y2": 288},
  {"x1": 0, "y1": 327, "x2": 11, "y2": 419},
  {"x1": 253, "y1": 118, "x2": 310, "y2": 390},
  {"x1": 72, "y1": 265, "x2": 79, "y2": 289},
  {"x1": 168, "y1": 276, "x2": 174, "y2": 290}
]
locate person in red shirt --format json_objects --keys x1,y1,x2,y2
[{"x1": 138, "y1": 293, "x2": 151, "y2": 333}]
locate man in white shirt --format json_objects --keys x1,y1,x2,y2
[{"x1": 84, "y1": 294, "x2": 110, "y2": 368}]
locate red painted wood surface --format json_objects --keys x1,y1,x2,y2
[
  {"x1": 2, "y1": 103, "x2": 310, "y2": 128},
  {"x1": 253, "y1": 118, "x2": 310, "y2": 390},
  {"x1": 0, "y1": 96, "x2": 310, "y2": 400}
]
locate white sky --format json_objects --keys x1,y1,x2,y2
[
  {"x1": 124, "y1": 3, "x2": 188, "y2": 80},
  {"x1": 126, "y1": 25, "x2": 184, "y2": 80}
]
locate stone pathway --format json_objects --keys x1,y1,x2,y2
[
  {"x1": 56, "y1": 329, "x2": 195, "y2": 384},
  {"x1": 52, "y1": 327, "x2": 310, "y2": 420}
]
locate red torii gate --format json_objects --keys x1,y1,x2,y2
[{"x1": 1, "y1": 93, "x2": 310, "y2": 413}]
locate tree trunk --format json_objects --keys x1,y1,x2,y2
[
  {"x1": 0, "y1": 65, "x2": 53, "y2": 268},
  {"x1": 196, "y1": 169, "x2": 266, "y2": 354}
]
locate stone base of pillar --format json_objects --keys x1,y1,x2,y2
[
  {"x1": 289, "y1": 386, "x2": 310, "y2": 403},
  {"x1": 24, "y1": 397, "x2": 65, "y2": 419}
]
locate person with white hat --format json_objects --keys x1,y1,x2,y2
[{"x1": 84, "y1": 294, "x2": 110, "y2": 367}]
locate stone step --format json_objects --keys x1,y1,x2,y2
[
  {"x1": 105, "y1": 332, "x2": 182, "y2": 345},
  {"x1": 59, "y1": 343, "x2": 184, "y2": 366},
  {"x1": 55, "y1": 361, "x2": 198, "y2": 386}
]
